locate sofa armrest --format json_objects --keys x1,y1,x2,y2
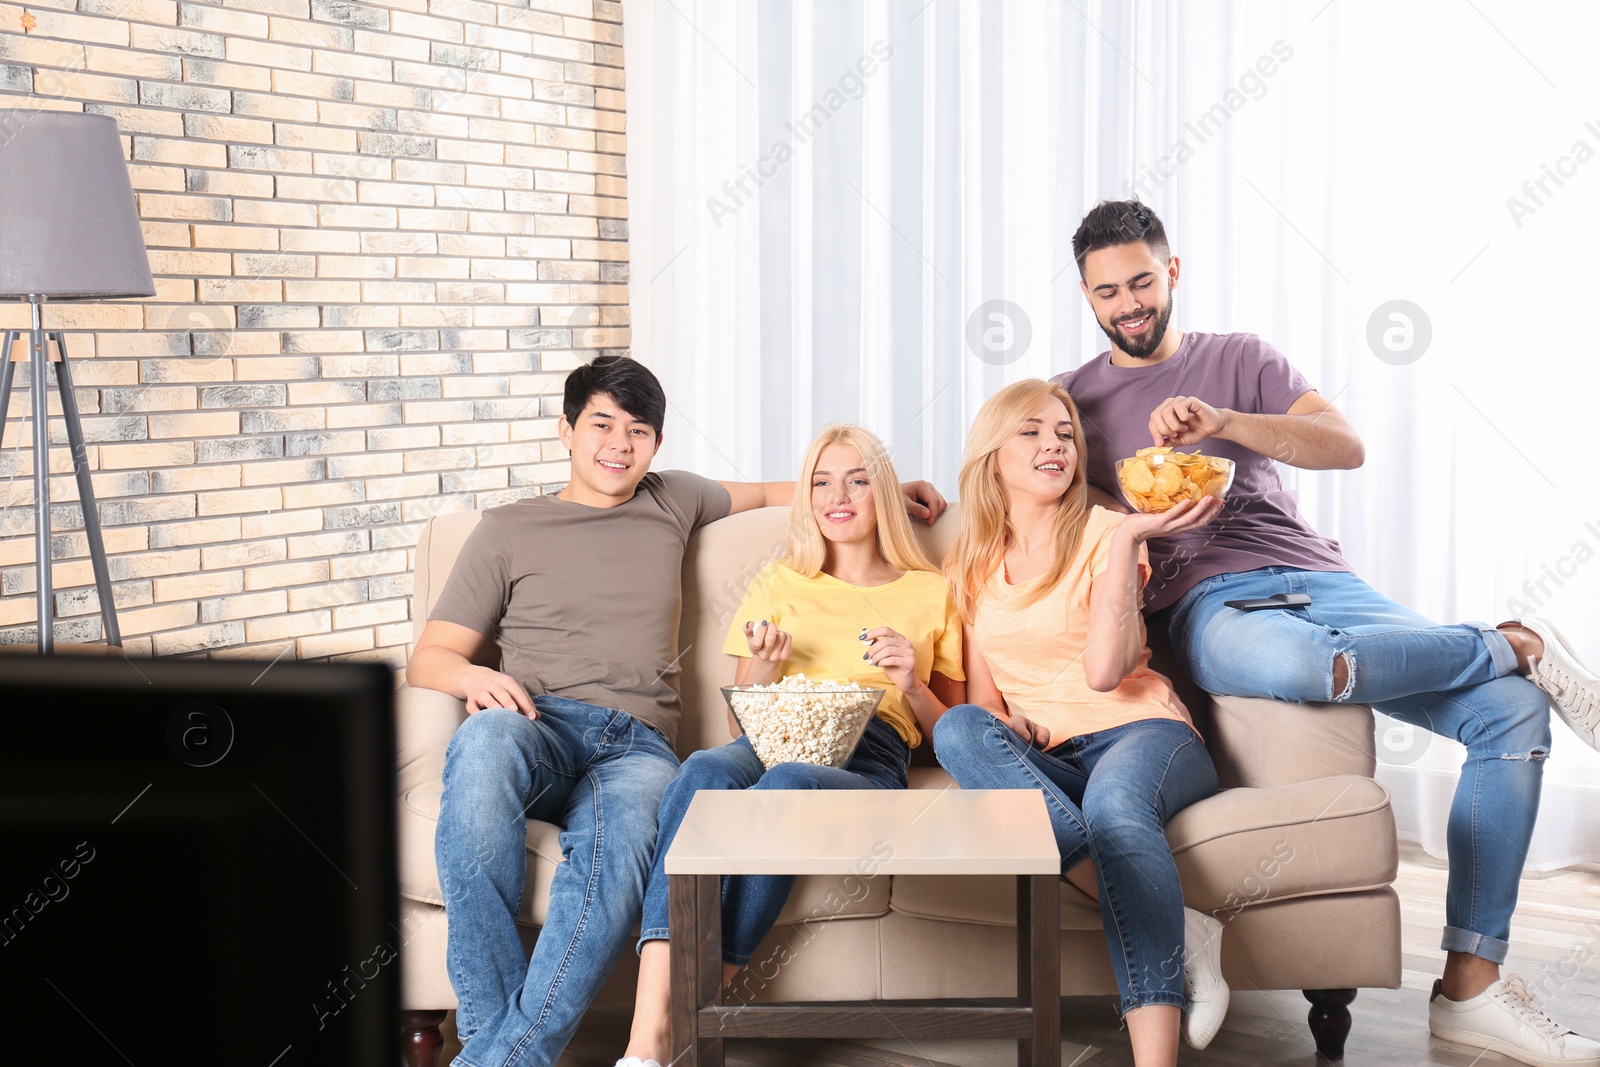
[
  {"x1": 397, "y1": 683, "x2": 468, "y2": 796},
  {"x1": 1205, "y1": 695, "x2": 1375, "y2": 789}
]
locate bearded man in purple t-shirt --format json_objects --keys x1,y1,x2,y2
[{"x1": 1053, "y1": 200, "x2": 1600, "y2": 1067}]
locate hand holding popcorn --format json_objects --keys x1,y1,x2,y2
[{"x1": 742, "y1": 617, "x2": 793, "y2": 663}]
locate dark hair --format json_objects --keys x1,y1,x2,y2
[
  {"x1": 1072, "y1": 200, "x2": 1170, "y2": 274},
  {"x1": 562, "y1": 355, "x2": 667, "y2": 438}
]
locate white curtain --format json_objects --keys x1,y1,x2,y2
[{"x1": 625, "y1": 0, "x2": 1600, "y2": 868}]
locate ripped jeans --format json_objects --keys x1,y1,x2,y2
[{"x1": 1164, "y1": 566, "x2": 1551, "y2": 963}]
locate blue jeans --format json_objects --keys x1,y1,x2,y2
[
  {"x1": 435, "y1": 699, "x2": 680, "y2": 1067},
  {"x1": 1164, "y1": 566, "x2": 1551, "y2": 963},
  {"x1": 933, "y1": 706, "x2": 1217, "y2": 1013},
  {"x1": 638, "y1": 716, "x2": 910, "y2": 965}
]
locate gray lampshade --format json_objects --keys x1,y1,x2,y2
[{"x1": 0, "y1": 110, "x2": 154, "y2": 300}]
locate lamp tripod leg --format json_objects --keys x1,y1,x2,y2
[
  {"x1": 29, "y1": 317, "x2": 53, "y2": 654},
  {"x1": 0, "y1": 335, "x2": 15, "y2": 608},
  {"x1": 0, "y1": 332, "x2": 15, "y2": 450},
  {"x1": 52, "y1": 333, "x2": 120, "y2": 647},
  {"x1": 0, "y1": 329, "x2": 14, "y2": 422}
]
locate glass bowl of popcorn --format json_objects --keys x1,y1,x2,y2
[{"x1": 721, "y1": 675, "x2": 886, "y2": 770}]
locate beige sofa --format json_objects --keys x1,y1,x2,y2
[{"x1": 394, "y1": 504, "x2": 1401, "y2": 1066}]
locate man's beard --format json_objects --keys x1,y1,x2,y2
[{"x1": 1099, "y1": 296, "x2": 1174, "y2": 359}]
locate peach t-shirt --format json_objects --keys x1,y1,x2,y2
[{"x1": 973, "y1": 506, "x2": 1194, "y2": 743}]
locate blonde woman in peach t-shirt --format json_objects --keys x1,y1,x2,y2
[{"x1": 935, "y1": 378, "x2": 1226, "y2": 1067}]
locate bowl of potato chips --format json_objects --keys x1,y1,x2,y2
[{"x1": 1115, "y1": 447, "x2": 1235, "y2": 513}]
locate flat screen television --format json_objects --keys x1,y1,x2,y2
[{"x1": 0, "y1": 653, "x2": 398, "y2": 1066}]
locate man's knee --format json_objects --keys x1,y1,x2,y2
[
  {"x1": 443, "y1": 709, "x2": 544, "y2": 794},
  {"x1": 450, "y1": 707, "x2": 535, "y2": 755},
  {"x1": 1467, "y1": 676, "x2": 1554, "y2": 754}
]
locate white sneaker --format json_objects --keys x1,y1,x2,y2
[
  {"x1": 614, "y1": 1058, "x2": 663, "y2": 1067},
  {"x1": 1429, "y1": 975, "x2": 1600, "y2": 1067},
  {"x1": 1181, "y1": 907, "x2": 1229, "y2": 1049},
  {"x1": 1518, "y1": 617, "x2": 1600, "y2": 751}
]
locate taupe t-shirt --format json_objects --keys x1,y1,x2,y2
[
  {"x1": 1053, "y1": 331, "x2": 1350, "y2": 613},
  {"x1": 429, "y1": 471, "x2": 732, "y2": 741}
]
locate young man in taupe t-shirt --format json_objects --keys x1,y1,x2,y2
[
  {"x1": 1054, "y1": 201, "x2": 1600, "y2": 1066},
  {"x1": 406, "y1": 356, "x2": 945, "y2": 1067}
]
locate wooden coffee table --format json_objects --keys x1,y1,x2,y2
[{"x1": 665, "y1": 788, "x2": 1061, "y2": 1067}]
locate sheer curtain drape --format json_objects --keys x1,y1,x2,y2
[{"x1": 625, "y1": 0, "x2": 1600, "y2": 868}]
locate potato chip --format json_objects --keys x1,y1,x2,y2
[{"x1": 1124, "y1": 461, "x2": 1156, "y2": 493}]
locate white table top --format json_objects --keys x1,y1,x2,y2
[{"x1": 663, "y1": 787, "x2": 1060, "y2": 876}]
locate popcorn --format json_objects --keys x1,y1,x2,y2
[{"x1": 723, "y1": 674, "x2": 884, "y2": 770}]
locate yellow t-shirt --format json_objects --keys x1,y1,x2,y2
[
  {"x1": 721, "y1": 562, "x2": 965, "y2": 747},
  {"x1": 973, "y1": 506, "x2": 1194, "y2": 743}
]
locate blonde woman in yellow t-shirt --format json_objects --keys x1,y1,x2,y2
[
  {"x1": 619, "y1": 425, "x2": 966, "y2": 1067},
  {"x1": 937, "y1": 379, "x2": 1226, "y2": 1067}
]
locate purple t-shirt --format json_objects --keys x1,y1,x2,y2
[{"x1": 1052, "y1": 331, "x2": 1350, "y2": 613}]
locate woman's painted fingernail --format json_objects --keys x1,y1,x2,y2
[
  {"x1": 862, "y1": 652, "x2": 870, "y2": 661},
  {"x1": 759, "y1": 620, "x2": 768, "y2": 627},
  {"x1": 858, "y1": 629, "x2": 868, "y2": 641}
]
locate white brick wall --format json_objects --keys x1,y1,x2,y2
[{"x1": 0, "y1": 0, "x2": 628, "y2": 665}]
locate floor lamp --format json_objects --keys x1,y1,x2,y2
[{"x1": 0, "y1": 111, "x2": 155, "y2": 653}]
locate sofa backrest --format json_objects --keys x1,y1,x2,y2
[
  {"x1": 409, "y1": 503, "x2": 1375, "y2": 783},
  {"x1": 411, "y1": 503, "x2": 961, "y2": 755}
]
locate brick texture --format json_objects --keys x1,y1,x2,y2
[{"x1": 0, "y1": 0, "x2": 628, "y2": 665}]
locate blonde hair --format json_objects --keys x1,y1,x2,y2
[
  {"x1": 945, "y1": 380, "x2": 1090, "y2": 622},
  {"x1": 784, "y1": 424, "x2": 937, "y2": 577}
]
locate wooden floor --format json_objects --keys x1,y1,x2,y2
[{"x1": 443, "y1": 845, "x2": 1600, "y2": 1067}]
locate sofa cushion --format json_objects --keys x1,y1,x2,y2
[
  {"x1": 887, "y1": 775, "x2": 1395, "y2": 927},
  {"x1": 1207, "y1": 694, "x2": 1376, "y2": 787},
  {"x1": 397, "y1": 787, "x2": 891, "y2": 928},
  {"x1": 1168, "y1": 775, "x2": 1397, "y2": 910},
  {"x1": 400, "y1": 788, "x2": 564, "y2": 927}
]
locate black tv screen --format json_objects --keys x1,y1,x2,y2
[{"x1": 0, "y1": 654, "x2": 398, "y2": 1067}]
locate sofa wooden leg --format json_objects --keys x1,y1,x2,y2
[
  {"x1": 1303, "y1": 988, "x2": 1356, "y2": 1060},
  {"x1": 400, "y1": 1009, "x2": 448, "y2": 1067}
]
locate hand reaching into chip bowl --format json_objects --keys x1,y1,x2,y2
[
  {"x1": 1148, "y1": 394, "x2": 1228, "y2": 448},
  {"x1": 1116, "y1": 446, "x2": 1235, "y2": 513}
]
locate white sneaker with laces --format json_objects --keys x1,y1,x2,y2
[
  {"x1": 1515, "y1": 617, "x2": 1600, "y2": 750},
  {"x1": 1181, "y1": 907, "x2": 1229, "y2": 1050},
  {"x1": 1429, "y1": 975, "x2": 1600, "y2": 1067}
]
